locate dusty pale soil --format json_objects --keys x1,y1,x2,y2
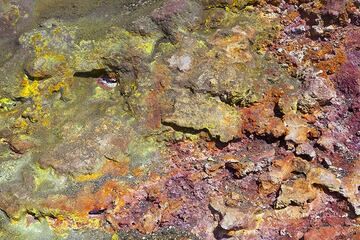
[{"x1": 0, "y1": 0, "x2": 359, "y2": 239}]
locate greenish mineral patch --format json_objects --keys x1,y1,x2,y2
[
  {"x1": 0, "y1": 98, "x2": 16, "y2": 112},
  {"x1": 163, "y1": 90, "x2": 242, "y2": 142}
]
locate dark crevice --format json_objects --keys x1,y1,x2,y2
[
  {"x1": 322, "y1": 12, "x2": 341, "y2": 27},
  {"x1": 288, "y1": 201, "x2": 305, "y2": 208},
  {"x1": 274, "y1": 102, "x2": 285, "y2": 118},
  {"x1": 161, "y1": 121, "x2": 211, "y2": 137},
  {"x1": 0, "y1": 208, "x2": 11, "y2": 223},
  {"x1": 150, "y1": 35, "x2": 172, "y2": 59},
  {"x1": 244, "y1": 131, "x2": 283, "y2": 145},
  {"x1": 89, "y1": 208, "x2": 106, "y2": 215},
  {"x1": 215, "y1": 140, "x2": 230, "y2": 149},
  {"x1": 73, "y1": 69, "x2": 107, "y2": 78},
  {"x1": 105, "y1": 219, "x2": 117, "y2": 232},
  {"x1": 213, "y1": 225, "x2": 231, "y2": 240},
  {"x1": 14, "y1": 95, "x2": 34, "y2": 103},
  {"x1": 26, "y1": 210, "x2": 41, "y2": 221},
  {"x1": 312, "y1": 183, "x2": 347, "y2": 200},
  {"x1": 296, "y1": 153, "x2": 314, "y2": 161},
  {"x1": 290, "y1": 172, "x2": 307, "y2": 178},
  {"x1": 271, "y1": 188, "x2": 283, "y2": 209},
  {"x1": 161, "y1": 121, "x2": 234, "y2": 148},
  {"x1": 314, "y1": 142, "x2": 327, "y2": 152},
  {"x1": 208, "y1": 205, "x2": 230, "y2": 240},
  {"x1": 320, "y1": 158, "x2": 331, "y2": 169}
]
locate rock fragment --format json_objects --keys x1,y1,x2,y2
[
  {"x1": 317, "y1": 132, "x2": 336, "y2": 152},
  {"x1": 270, "y1": 156, "x2": 311, "y2": 183},
  {"x1": 204, "y1": 161, "x2": 224, "y2": 175},
  {"x1": 307, "y1": 167, "x2": 342, "y2": 192},
  {"x1": 210, "y1": 197, "x2": 257, "y2": 231},
  {"x1": 284, "y1": 114, "x2": 318, "y2": 144},
  {"x1": 7, "y1": 136, "x2": 35, "y2": 154},
  {"x1": 24, "y1": 54, "x2": 67, "y2": 79},
  {"x1": 168, "y1": 54, "x2": 192, "y2": 72},
  {"x1": 225, "y1": 158, "x2": 255, "y2": 178},
  {"x1": 295, "y1": 143, "x2": 316, "y2": 159},
  {"x1": 340, "y1": 160, "x2": 360, "y2": 215},
  {"x1": 276, "y1": 178, "x2": 317, "y2": 208}
]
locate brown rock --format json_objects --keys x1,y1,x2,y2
[
  {"x1": 338, "y1": 160, "x2": 360, "y2": 215},
  {"x1": 276, "y1": 178, "x2": 317, "y2": 208},
  {"x1": 7, "y1": 136, "x2": 35, "y2": 154},
  {"x1": 137, "y1": 207, "x2": 162, "y2": 234},
  {"x1": 241, "y1": 100, "x2": 287, "y2": 138},
  {"x1": 284, "y1": 114, "x2": 318, "y2": 144},
  {"x1": 210, "y1": 197, "x2": 257, "y2": 231},
  {"x1": 225, "y1": 158, "x2": 255, "y2": 178},
  {"x1": 296, "y1": 143, "x2": 316, "y2": 159},
  {"x1": 270, "y1": 156, "x2": 311, "y2": 183},
  {"x1": 204, "y1": 161, "x2": 225, "y2": 175},
  {"x1": 317, "y1": 132, "x2": 336, "y2": 152},
  {"x1": 259, "y1": 174, "x2": 280, "y2": 196}
]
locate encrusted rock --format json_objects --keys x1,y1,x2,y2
[
  {"x1": 225, "y1": 158, "x2": 255, "y2": 178},
  {"x1": 307, "y1": 167, "x2": 342, "y2": 192},
  {"x1": 340, "y1": 160, "x2": 360, "y2": 215},
  {"x1": 317, "y1": 132, "x2": 336, "y2": 152},
  {"x1": 303, "y1": 76, "x2": 337, "y2": 105},
  {"x1": 276, "y1": 178, "x2": 317, "y2": 208},
  {"x1": 284, "y1": 114, "x2": 318, "y2": 144},
  {"x1": 24, "y1": 54, "x2": 67, "y2": 79},
  {"x1": 204, "y1": 161, "x2": 225, "y2": 175},
  {"x1": 295, "y1": 143, "x2": 316, "y2": 159},
  {"x1": 210, "y1": 197, "x2": 257, "y2": 231},
  {"x1": 269, "y1": 156, "x2": 311, "y2": 183},
  {"x1": 7, "y1": 136, "x2": 35, "y2": 154},
  {"x1": 162, "y1": 90, "x2": 242, "y2": 142},
  {"x1": 185, "y1": 26, "x2": 297, "y2": 106}
]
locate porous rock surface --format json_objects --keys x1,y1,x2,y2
[{"x1": 0, "y1": 0, "x2": 359, "y2": 239}]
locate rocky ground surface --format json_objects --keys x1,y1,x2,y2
[{"x1": 0, "y1": 0, "x2": 359, "y2": 239}]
